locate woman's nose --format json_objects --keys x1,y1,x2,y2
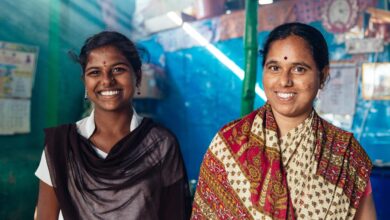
[
  {"x1": 102, "y1": 72, "x2": 115, "y2": 86},
  {"x1": 279, "y1": 72, "x2": 293, "y2": 87}
]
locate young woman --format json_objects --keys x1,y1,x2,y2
[
  {"x1": 35, "y1": 31, "x2": 190, "y2": 220},
  {"x1": 191, "y1": 23, "x2": 376, "y2": 219}
]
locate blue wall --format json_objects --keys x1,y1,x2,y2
[{"x1": 140, "y1": 20, "x2": 390, "y2": 180}]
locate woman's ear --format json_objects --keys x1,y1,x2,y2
[
  {"x1": 136, "y1": 70, "x2": 142, "y2": 87},
  {"x1": 320, "y1": 66, "x2": 330, "y2": 89}
]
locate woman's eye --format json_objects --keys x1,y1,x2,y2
[
  {"x1": 112, "y1": 67, "x2": 126, "y2": 74},
  {"x1": 268, "y1": 65, "x2": 280, "y2": 72},
  {"x1": 292, "y1": 66, "x2": 306, "y2": 73},
  {"x1": 87, "y1": 70, "x2": 99, "y2": 76}
]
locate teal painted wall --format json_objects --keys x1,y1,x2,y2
[{"x1": 0, "y1": 0, "x2": 135, "y2": 219}]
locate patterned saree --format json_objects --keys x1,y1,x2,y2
[{"x1": 191, "y1": 104, "x2": 372, "y2": 220}]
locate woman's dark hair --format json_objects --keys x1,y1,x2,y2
[
  {"x1": 260, "y1": 22, "x2": 329, "y2": 87},
  {"x1": 70, "y1": 31, "x2": 146, "y2": 86}
]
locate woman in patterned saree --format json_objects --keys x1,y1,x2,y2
[{"x1": 191, "y1": 23, "x2": 376, "y2": 219}]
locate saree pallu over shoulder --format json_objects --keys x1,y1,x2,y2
[
  {"x1": 313, "y1": 117, "x2": 372, "y2": 217},
  {"x1": 191, "y1": 104, "x2": 372, "y2": 220}
]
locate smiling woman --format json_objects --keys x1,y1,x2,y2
[
  {"x1": 262, "y1": 35, "x2": 322, "y2": 136},
  {"x1": 191, "y1": 23, "x2": 376, "y2": 220},
  {"x1": 34, "y1": 31, "x2": 191, "y2": 220}
]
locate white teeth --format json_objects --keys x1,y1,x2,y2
[
  {"x1": 277, "y1": 92, "x2": 295, "y2": 98},
  {"x1": 100, "y1": 90, "x2": 119, "y2": 96}
]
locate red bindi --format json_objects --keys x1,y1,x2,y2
[
  {"x1": 103, "y1": 61, "x2": 106, "y2": 66},
  {"x1": 284, "y1": 56, "x2": 288, "y2": 60}
]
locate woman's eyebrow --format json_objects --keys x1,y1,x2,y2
[
  {"x1": 85, "y1": 66, "x2": 99, "y2": 72},
  {"x1": 264, "y1": 60, "x2": 278, "y2": 66},
  {"x1": 291, "y1": 62, "x2": 312, "y2": 70},
  {"x1": 111, "y1": 61, "x2": 129, "y2": 66}
]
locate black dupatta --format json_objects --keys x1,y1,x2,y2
[{"x1": 44, "y1": 118, "x2": 156, "y2": 219}]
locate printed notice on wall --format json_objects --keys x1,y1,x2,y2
[
  {"x1": 316, "y1": 62, "x2": 357, "y2": 115},
  {"x1": 315, "y1": 62, "x2": 357, "y2": 130},
  {"x1": 0, "y1": 41, "x2": 38, "y2": 134},
  {"x1": 0, "y1": 99, "x2": 30, "y2": 134}
]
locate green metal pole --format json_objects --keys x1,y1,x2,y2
[
  {"x1": 241, "y1": 0, "x2": 258, "y2": 116},
  {"x1": 46, "y1": 0, "x2": 61, "y2": 126}
]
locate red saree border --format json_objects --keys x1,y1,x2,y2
[{"x1": 194, "y1": 150, "x2": 253, "y2": 219}]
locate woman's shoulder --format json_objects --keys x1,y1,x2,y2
[
  {"x1": 318, "y1": 116, "x2": 372, "y2": 166},
  {"x1": 43, "y1": 123, "x2": 78, "y2": 155},
  {"x1": 219, "y1": 108, "x2": 261, "y2": 133},
  {"x1": 143, "y1": 120, "x2": 181, "y2": 159},
  {"x1": 44, "y1": 123, "x2": 76, "y2": 134},
  {"x1": 319, "y1": 117, "x2": 359, "y2": 148},
  {"x1": 320, "y1": 117, "x2": 353, "y2": 137},
  {"x1": 146, "y1": 120, "x2": 178, "y2": 144}
]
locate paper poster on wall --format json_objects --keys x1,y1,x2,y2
[
  {"x1": 0, "y1": 99, "x2": 31, "y2": 134},
  {"x1": 0, "y1": 41, "x2": 38, "y2": 98},
  {"x1": 315, "y1": 62, "x2": 357, "y2": 130},
  {"x1": 362, "y1": 62, "x2": 390, "y2": 100},
  {"x1": 0, "y1": 41, "x2": 38, "y2": 134}
]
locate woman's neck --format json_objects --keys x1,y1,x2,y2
[
  {"x1": 89, "y1": 108, "x2": 133, "y2": 153},
  {"x1": 272, "y1": 110, "x2": 312, "y2": 137},
  {"x1": 93, "y1": 108, "x2": 133, "y2": 135}
]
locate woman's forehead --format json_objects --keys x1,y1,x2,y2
[
  {"x1": 86, "y1": 46, "x2": 127, "y2": 63},
  {"x1": 266, "y1": 36, "x2": 314, "y2": 62}
]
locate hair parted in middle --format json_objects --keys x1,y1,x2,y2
[{"x1": 260, "y1": 22, "x2": 330, "y2": 87}]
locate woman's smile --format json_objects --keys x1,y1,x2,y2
[
  {"x1": 97, "y1": 89, "x2": 122, "y2": 97},
  {"x1": 275, "y1": 91, "x2": 297, "y2": 100}
]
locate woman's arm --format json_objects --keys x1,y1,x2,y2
[
  {"x1": 354, "y1": 194, "x2": 376, "y2": 220},
  {"x1": 159, "y1": 178, "x2": 191, "y2": 220},
  {"x1": 158, "y1": 133, "x2": 191, "y2": 220},
  {"x1": 35, "y1": 180, "x2": 60, "y2": 220}
]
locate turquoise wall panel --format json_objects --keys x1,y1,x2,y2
[{"x1": 0, "y1": 0, "x2": 135, "y2": 219}]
